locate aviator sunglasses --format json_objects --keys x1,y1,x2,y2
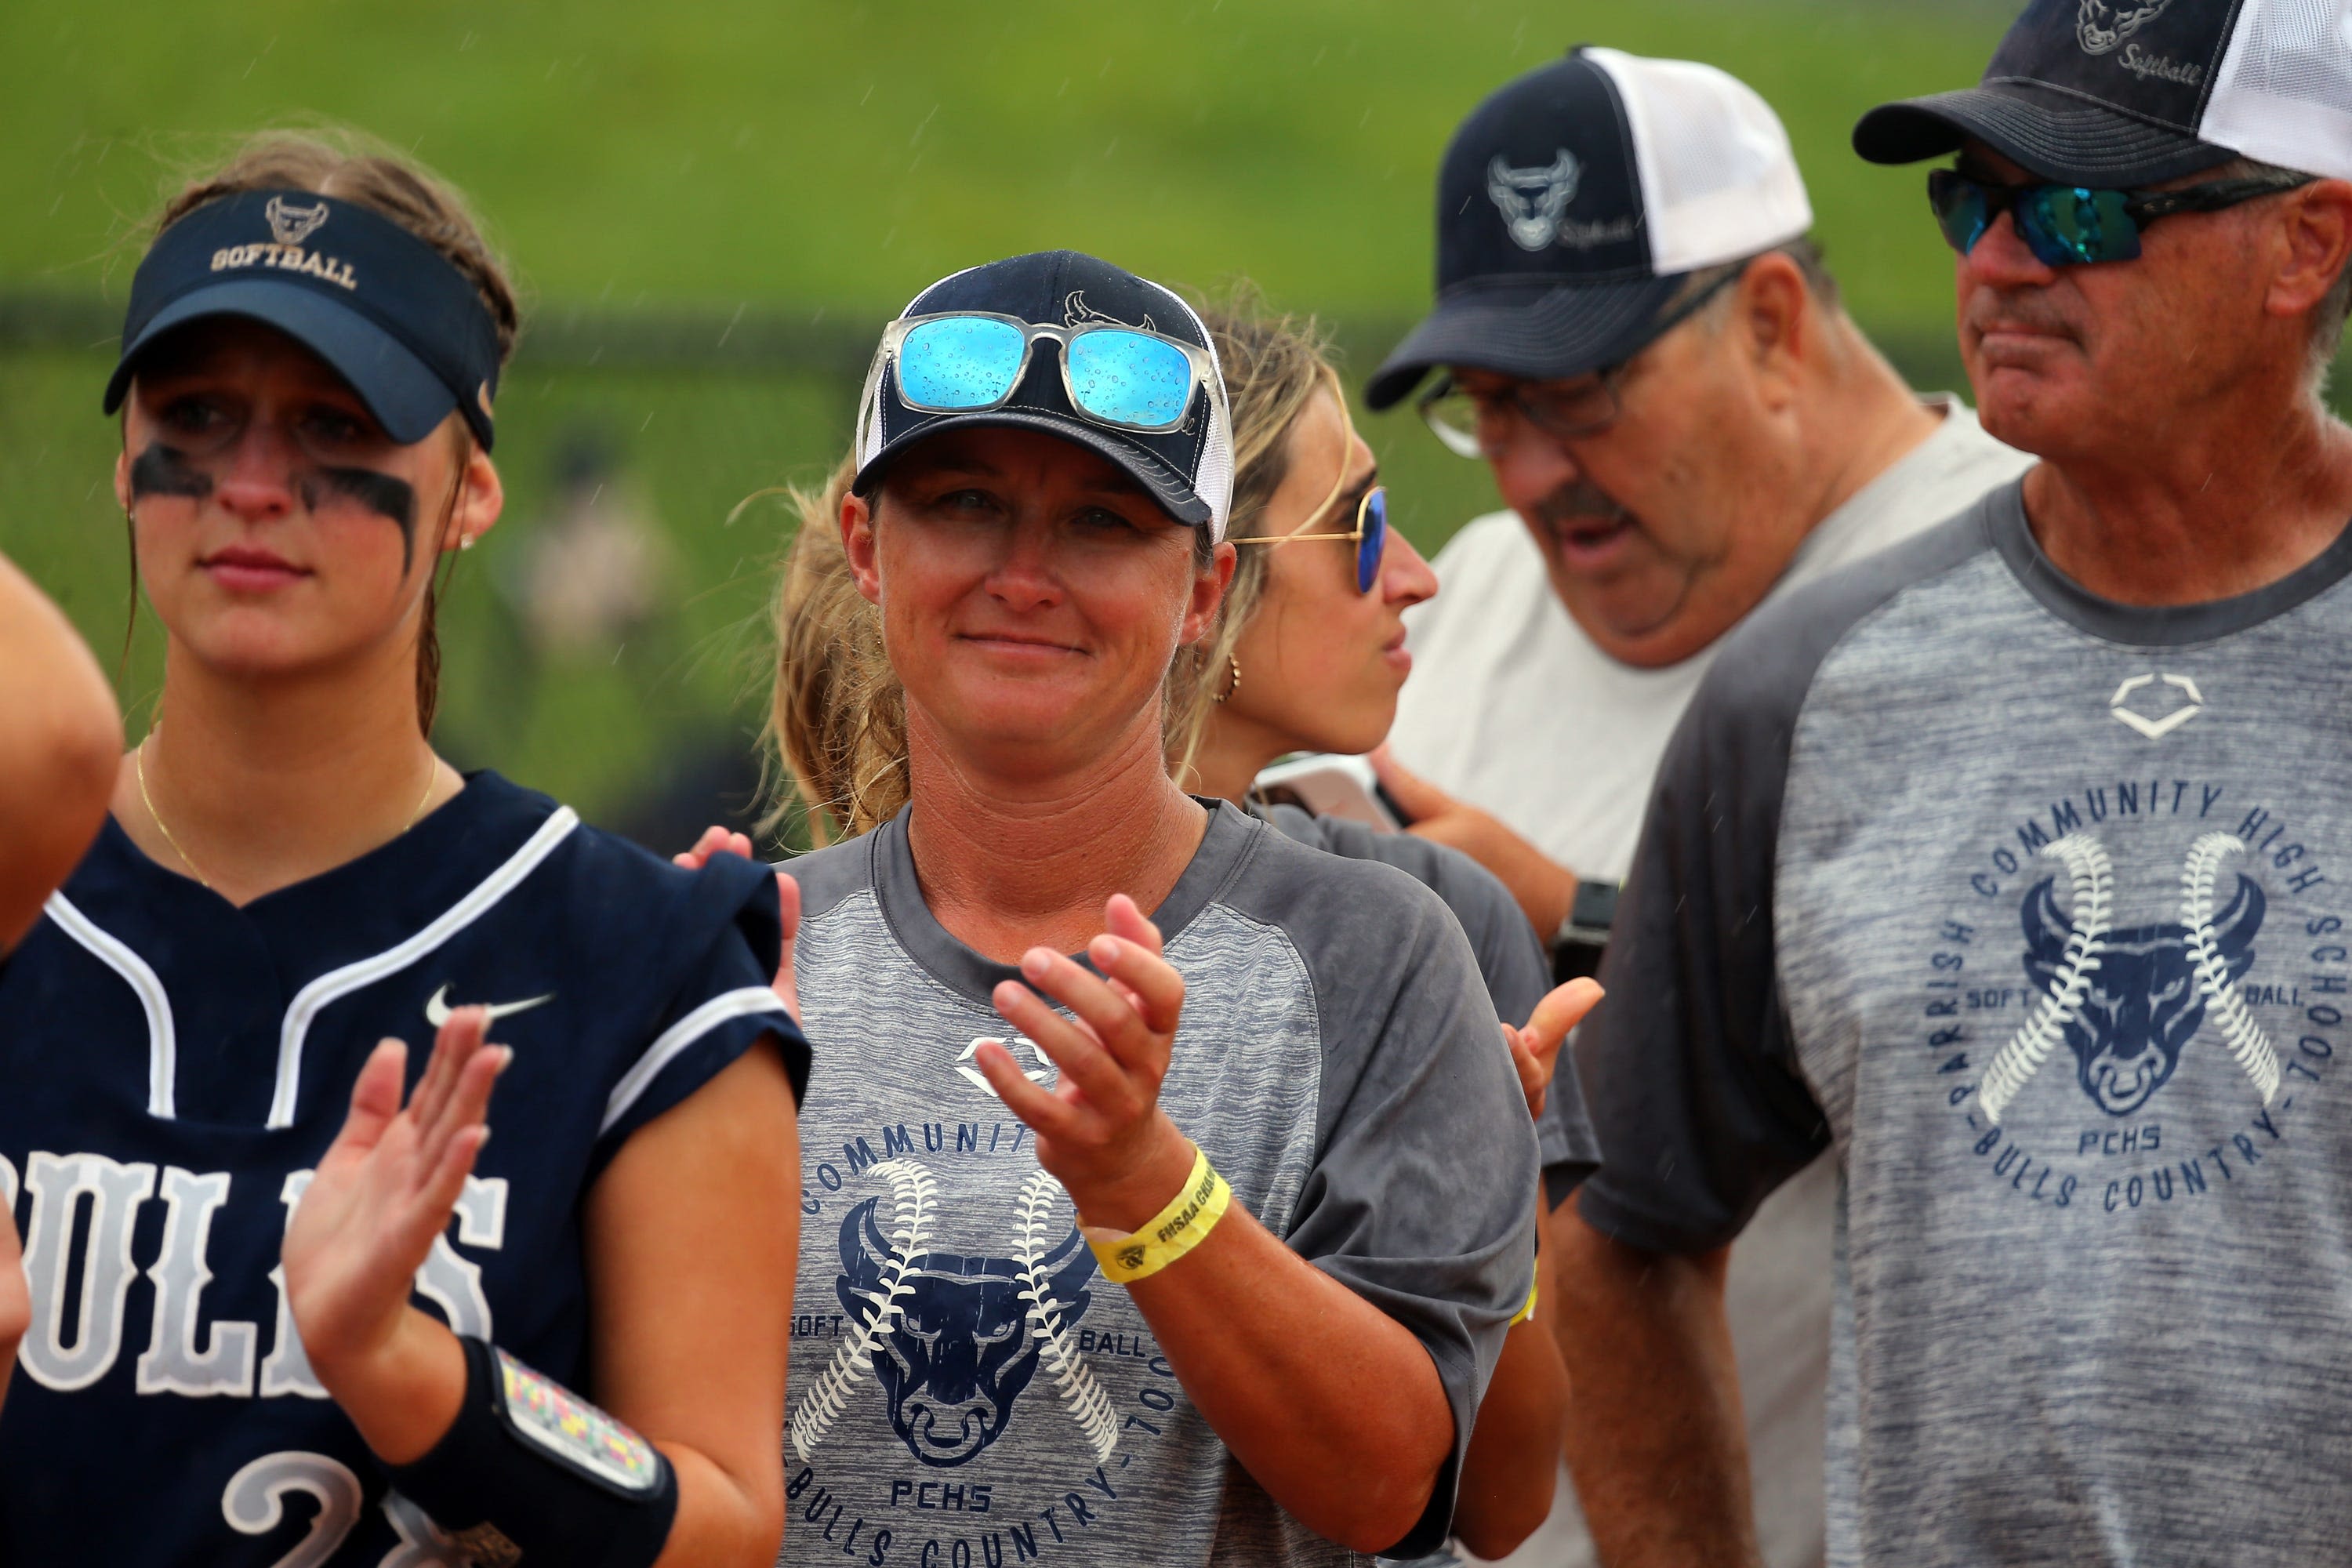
[
  {"x1": 866, "y1": 311, "x2": 1218, "y2": 434},
  {"x1": 1927, "y1": 168, "x2": 2311, "y2": 269},
  {"x1": 1238, "y1": 485, "x2": 1389, "y2": 594}
]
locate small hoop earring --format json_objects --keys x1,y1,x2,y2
[{"x1": 1212, "y1": 653, "x2": 1241, "y2": 705}]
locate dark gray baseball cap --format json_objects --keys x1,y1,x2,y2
[{"x1": 1854, "y1": 0, "x2": 2348, "y2": 186}]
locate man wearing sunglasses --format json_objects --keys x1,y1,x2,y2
[
  {"x1": 1562, "y1": 2, "x2": 2352, "y2": 1565},
  {"x1": 1363, "y1": 46, "x2": 2029, "y2": 1568}
]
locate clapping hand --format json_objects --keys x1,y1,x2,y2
[
  {"x1": 675, "y1": 825, "x2": 801, "y2": 1019},
  {"x1": 976, "y1": 895, "x2": 1199, "y2": 1233},
  {"x1": 282, "y1": 1009, "x2": 507, "y2": 1385},
  {"x1": 1504, "y1": 978, "x2": 1604, "y2": 1122}
]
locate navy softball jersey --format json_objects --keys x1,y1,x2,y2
[{"x1": 0, "y1": 771, "x2": 809, "y2": 1565}]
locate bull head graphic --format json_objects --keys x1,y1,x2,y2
[
  {"x1": 264, "y1": 195, "x2": 331, "y2": 247},
  {"x1": 837, "y1": 1196, "x2": 1097, "y2": 1468},
  {"x1": 1979, "y1": 831, "x2": 2281, "y2": 1123},
  {"x1": 1487, "y1": 151, "x2": 1581, "y2": 252},
  {"x1": 2077, "y1": 0, "x2": 2176, "y2": 56}
]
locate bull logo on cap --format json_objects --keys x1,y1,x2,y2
[
  {"x1": 1487, "y1": 151, "x2": 1582, "y2": 252},
  {"x1": 2077, "y1": 0, "x2": 2176, "y2": 56},
  {"x1": 264, "y1": 196, "x2": 332, "y2": 247}
]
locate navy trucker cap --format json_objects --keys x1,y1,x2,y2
[
  {"x1": 851, "y1": 251, "x2": 1234, "y2": 540},
  {"x1": 1853, "y1": 1, "x2": 2241, "y2": 184},
  {"x1": 104, "y1": 190, "x2": 504, "y2": 450},
  {"x1": 1367, "y1": 48, "x2": 1812, "y2": 411}
]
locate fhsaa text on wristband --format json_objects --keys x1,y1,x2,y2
[{"x1": 1080, "y1": 1144, "x2": 1232, "y2": 1284}]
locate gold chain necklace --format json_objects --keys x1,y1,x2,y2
[{"x1": 136, "y1": 726, "x2": 437, "y2": 891}]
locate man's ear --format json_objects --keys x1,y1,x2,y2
[
  {"x1": 114, "y1": 445, "x2": 134, "y2": 518},
  {"x1": 2270, "y1": 179, "x2": 2352, "y2": 322},
  {"x1": 842, "y1": 491, "x2": 884, "y2": 607},
  {"x1": 1736, "y1": 251, "x2": 1814, "y2": 408}
]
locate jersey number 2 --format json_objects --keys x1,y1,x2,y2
[{"x1": 223, "y1": 1451, "x2": 462, "y2": 1567}]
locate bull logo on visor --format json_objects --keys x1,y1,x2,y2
[
  {"x1": 1487, "y1": 151, "x2": 1583, "y2": 252},
  {"x1": 2077, "y1": 0, "x2": 2176, "y2": 56},
  {"x1": 264, "y1": 196, "x2": 332, "y2": 247}
]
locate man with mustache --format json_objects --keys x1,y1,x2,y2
[
  {"x1": 1559, "y1": 2, "x2": 2352, "y2": 1564},
  {"x1": 1365, "y1": 48, "x2": 2028, "y2": 1568}
]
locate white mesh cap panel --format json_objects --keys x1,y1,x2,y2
[
  {"x1": 2204, "y1": 0, "x2": 2352, "y2": 181},
  {"x1": 1159, "y1": 289, "x2": 1234, "y2": 543},
  {"x1": 1585, "y1": 47, "x2": 1813, "y2": 275}
]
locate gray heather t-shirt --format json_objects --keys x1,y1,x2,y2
[
  {"x1": 1258, "y1": 803, "x2": 1602, "y2": 1203},
  {"x1": 1578, "y1": 479, "x2": 2352, "y2": 1566},
  {"x1": 780, "y1": 800, "x2": 1538, "y2": 1566}
]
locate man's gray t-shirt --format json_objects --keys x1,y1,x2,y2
[
  {"x1": 781, "y1": 800, "x2": 1539, "y2": 1566},
  {"x1": 1258, "y1": 802, "x2": 1602, "y2": 1201},
  {"x1": 1392, "y1": 396, "x2": 2029, "y2": 1568},
  {"x1": 1579, "y1": 480, "x2": 2352, "y2": 1566}
]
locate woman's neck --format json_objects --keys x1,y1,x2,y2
[
  {"x1": 903, "y1": 708, "x2": 1209, "y2": 964},
  {"x1": 112, "y1": 639, "x2": 456, "y2": 906},
  {"x1": 1182, "y1": 704, "x2": 1291, "y2": 809}
]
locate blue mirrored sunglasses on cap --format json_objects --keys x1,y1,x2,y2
[
  {"x1": 1927, "y1": 168, "x2": 2309, "y2": 269},
  {"x1": 877, "y1": 311, "x2": 1216, "y2": 433},
  {"x1": 1238, "y1": 485, "x2": 1389, "y2": 594}
]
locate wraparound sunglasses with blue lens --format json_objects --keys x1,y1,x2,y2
[
  {"x1": 1928, "y1": 168, "x2": 2310, "y2": 268},
  {"x1": 866, "y1": 311, "x2": 1220, "y2": 434},
  {"x1": 1237, "y1": 485, "x2": 1389, "y2": 594}
]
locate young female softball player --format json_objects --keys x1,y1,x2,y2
[
  {"x1": 754, "y1": 249, "x2": 1537, "y2": 1566},
  {"x1": 0, "y1": 132, "x2": 808, "y2": 1566}
]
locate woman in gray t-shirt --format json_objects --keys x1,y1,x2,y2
[{"x1": 744, "y1": 252, "x2": 1543, "y2": 1566}]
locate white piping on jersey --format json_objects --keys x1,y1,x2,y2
[
  {"x1": 45, "y1": 893, "x2": 180, "y2": 1120},
  {"x1": 268, "y1": 808, "x2": 581, "y2": 1129},
  {"x1": 601, "y1": 985, "x2": 790, "y2": 1135}
]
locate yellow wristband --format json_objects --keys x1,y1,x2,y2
[
  {"x1": 1510, "y1": 1275, "x2": 1541, "y2": 1326},
  {"x1": 1081, "y1": 1145, "x2": 1231, "y2": 1284}
]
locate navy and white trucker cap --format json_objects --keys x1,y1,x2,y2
[
  {"x1": 1856, "y1": 0, "x2": 2352, "y2": 185},
  {"x1": 852, "y1": 251, "x2": 1235, "y2": 541},
  {"x1": 105, "y1": 190, "x2": 504, "y2": 449},
  {"x1": 1366, "y1": 46, "x2": 1813, "y2": 409}
]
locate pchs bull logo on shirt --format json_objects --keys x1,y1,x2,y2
[
  {"x1": 1486, "y1": 151, "x2": 1582, "y2": 251},
  {"x1": 1918, "y1": 778, "x2": 2342, "y2": 1221},
  {"x1": 2077, "y1": 0, "x2": 2176, "y2": 55},
  {"x1": 791, "y1": 1163, "x2": 1117, "y2": 1468},
  {"x1": 1988, "y1": 832, "x2": 2270, "y2": 1120}
]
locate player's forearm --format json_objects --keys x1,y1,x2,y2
[
  {"x1": 1123, "y1": 1202, "x2": 1454, "y2": 1553},
  {"x1": 1450, "y1": 1247, "x2": 1570, "y2": 1560},
  {"x1": 0, "y1": 554, "x2": 122, "y2": 950},
  {"x1": 1549, "y1": 1203, "x2": 1759, "y2": 1568}
]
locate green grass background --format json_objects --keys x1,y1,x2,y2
[{"x1": 0, "y1": 0, "x2": 2017, "y2": 833}]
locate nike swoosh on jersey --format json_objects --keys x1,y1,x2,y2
[{"x1": 425, "y1": 983, "x2": 556, "y2": 1028}]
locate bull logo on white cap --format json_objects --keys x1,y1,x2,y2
[
  {"x1": 264, "y1": 196, "x2": 331, "y2": 246},
  {"x1": 1487, "y1": 151, "x2": 1582, "y2": 252},
  {"x1": 2077, "y1": 0, "x2": 2175, "y2": 56}
]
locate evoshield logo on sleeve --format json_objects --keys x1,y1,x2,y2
[{"x1": 1487, "y1": 151, "x2": 1583, "y2": 251}]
